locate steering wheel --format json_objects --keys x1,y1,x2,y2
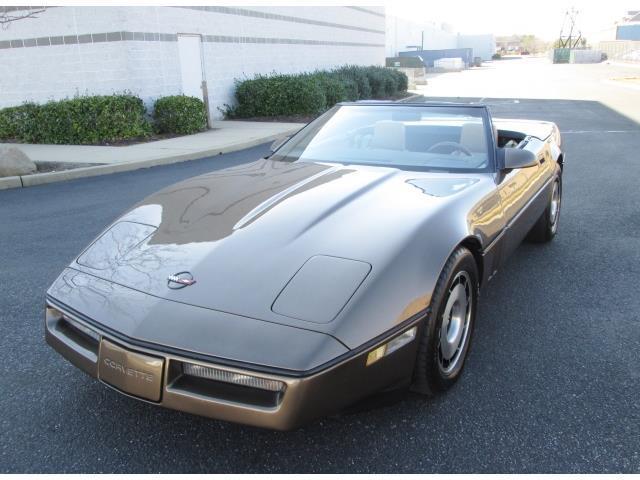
[{"x1": 427, "y1": 141, "x2": 473, "y2": 156}]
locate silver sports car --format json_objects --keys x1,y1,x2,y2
[{"x1": 46, "y1": 102, "x2": 563, "y2": 430}]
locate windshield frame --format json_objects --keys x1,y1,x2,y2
[{"x1": 269, "y1": 103, "x2": 498, "y2": 174}]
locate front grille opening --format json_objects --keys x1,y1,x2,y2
[
  {"x1": 167, "y1": 361, "x2": 284, "y2": 408},
  {"x1": 58, "y1": 317, "x2": 99, "y2": 354}
]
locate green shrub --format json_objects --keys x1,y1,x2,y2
[
  {"x1": 225, "y1": 65, "x2": 409, "y2": 119},
  {"x1": 0, "y1": 95, "x2": 150, "y2": 144},
  {"x1": 307, "y1": 72, "x2": 350, "y2": 107},
  {"x1": 333, "y1": 65, "x2": 372, "y2": 99},
  {"x1": 392, "y1": 69, "x2": 409, "y2": 92},
  {"x1": 228, "y1": 74, "x2": 326, "y2": 118},
  {"x1": 0, "y1": 106, "x2": 17, "y2": 139},
  {"x1": 364, "y1": 66, "x2": 387, "y2": 98},
  {"x1": 153, "y1": 95, "x2": 207, "y2": 135},
  {"x1": 365, "y1": 66, "x2": 407, "y2": 97},
  {"x1": 0, "y1": 104, "x2": 39, "y2": 141},
  {"x1": 328, "y1": 66, "x2": 406, "y2": 99},
  {"x1": 38, "y1": 95, "x2": 150, "y2": 144},
  {"x1": 335, "y1": 76, "x2": 359, "y2": 101}
]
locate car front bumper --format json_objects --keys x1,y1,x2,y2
[{"x1": 45, "y1": 300, "x2": 421, "y2": 430}]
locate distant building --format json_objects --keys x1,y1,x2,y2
[
  {"x1": 386, "y1": 15, "x2": 495, "y2": 61},
  {"x1": 0, "y1": 6, "x2": 385, "y2": 119},
  {"x1": 616, "y1": 10, "x2": 640, "y2": 41},
  {"x1": 457, "y1": 34, "x2": 495, "y2": 61},
  {"x1": 386, "y1": 16, "x2": 456, "y2": 56},
  {"x1": 599, "y1": 9, "x2": 640, "y2": 62}
]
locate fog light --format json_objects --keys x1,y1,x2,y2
[
  {"x1": 366, "y1": 326, "x2": 417, "y2": 366},
  {"x1": 182, "y1": 363, "x2": 286, "y2": 392}
]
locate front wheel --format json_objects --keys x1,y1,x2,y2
[
  {"x1": 413, "y1": 247, "x2": 479, "y2": 396},
  {"x1": 527, "y1": 176, "x2": 562, "y2": 243}
]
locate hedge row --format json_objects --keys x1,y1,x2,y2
[
  {"x1": 226, "y1": 65, "x2": 409, "y2": 118},
  {"x1": 0, "y1": 94, "x2": 207, "y2": 144}
]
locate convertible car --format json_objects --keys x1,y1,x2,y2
[{"x1": 45, "y1": 102, "x2": 563, "y2": 430}]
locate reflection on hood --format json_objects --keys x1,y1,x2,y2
[
  {"x1": 139, "y1": 159, "x2": 344, "y2": 245},
  {"x1": 407, "y1": 177, "x2": 479, "y2": 197}
]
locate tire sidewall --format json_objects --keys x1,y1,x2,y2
[
  {"x1": 549, "y1": 175, "x2": 562, "y2": 237},
  {"x1": 415, "y1": 248, "x2": 479, "y2": 393},
  {"x1": 526, "y1": 173, "x2": 562, "y2": 243}
]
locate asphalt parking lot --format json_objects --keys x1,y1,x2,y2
[{"x1": 1, "y1": 97, "x2": 639, "y2": 473}]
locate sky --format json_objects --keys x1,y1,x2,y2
[{"x1": 386, "y1": 0, "x2": 637, "y2": 41}]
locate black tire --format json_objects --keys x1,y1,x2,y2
[
  {"x1": 527, "y1": 176, "x2": 562, "y2": 243},
  {"x1": 413, "y1": 247, "x2": 479, "y2": 396}
]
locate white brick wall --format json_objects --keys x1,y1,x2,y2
[{"x1": 0, "y1": 6, "x2": 385, "y2": 120}]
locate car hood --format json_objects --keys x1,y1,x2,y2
[{"x1": 66, "y1": 158, "x2": 491, "y2": 346}]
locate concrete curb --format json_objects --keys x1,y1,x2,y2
[
  {"x1": 0, "y1": 176, "x2": 22, "y2": 190},
  {"x1": 1, "y1": 128, "x2": 300, "y2": 191}
]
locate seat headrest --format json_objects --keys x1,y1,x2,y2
[
  {"x1": 370, "y1": 121, "x2": 405, "y2": 151},
  {"x1": 459, "y1": 122, "x2": 487, "y2": 153}
]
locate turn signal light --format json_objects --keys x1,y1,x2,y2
[{"x1": 366, "y1": 326, "x2": 417, "y2": 366}]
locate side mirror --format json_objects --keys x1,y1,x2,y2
[
  {"x1": 270, "y1": 136, "x2": 290, "y2": 153},
  {"x1": 502, "y1": 148, "x2": 538, "y2": 170}
]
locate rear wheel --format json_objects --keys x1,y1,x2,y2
[
  {"x1": 527, "y1": 176, "x2": 562, "y2": 243},
  {"x1": 413, "y1": 247, "x2": 479, "y2": 395}
]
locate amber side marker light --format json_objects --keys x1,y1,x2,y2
[{"x1": 366, "y1": 326, "x2": 417, "y2": 366}]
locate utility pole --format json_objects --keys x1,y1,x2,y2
[{"x1": 558, "y1": 7, "x2": 582, "y2": 49}]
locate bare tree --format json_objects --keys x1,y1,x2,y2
[{"x1": 0, "y1": 6, "x2": 46, "y2": 29}]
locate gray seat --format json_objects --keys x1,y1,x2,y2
[
  {"x1": 459, "y1": 122, "x2": 487, "y2": 153},
  {"x1": 370, "y1": 121, "x2": 405, "y2": 151}
]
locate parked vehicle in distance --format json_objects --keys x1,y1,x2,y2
[{"x1": 45, "y1": 102, "x2": 564, "y2": 430}]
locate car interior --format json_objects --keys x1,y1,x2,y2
[
  {"x1": 275, "y1": 106, "x2": 535, "y2": 172},
  {"x1": 495, "y1": 129, "x2": 528, "y2": 148},
  {"x1": 299, "y1": 119, "x2": 491, "y2": 171}
]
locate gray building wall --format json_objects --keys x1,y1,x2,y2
[
  {"x1": 385, "y1": 15, "x2": 457, "y2": 57},
  {"x1": 456, "y1": 34, "x2": 496, "y2": 60},
  {"x1": 599, "y1": 40, "x2": 640, "y2": 62},
  {"x1": 0, "y1": 6, "x2": 385, "y2": 120},
  {"x1": 385, "y1": 15, "x2": 495, "y2": 62}
]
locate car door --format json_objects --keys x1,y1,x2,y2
[
  {"x1": 528, "y1": 140, "x2": 556, "y2": 216},
  {"x1": 496, "y1": 143, "x2": 544, "y2": 259}
]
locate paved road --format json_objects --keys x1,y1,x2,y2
[
  {"x1": 417, "y1": 56, "x2": 640, "y2": 124},
  {"x1": 1, "y1": 98, "x2": 639, "y2": 473}
]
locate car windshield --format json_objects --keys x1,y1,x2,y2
[{"x1": 270, "y1": 105, "x2": 493, "y2": 172}]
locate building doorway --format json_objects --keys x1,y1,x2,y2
[{"x1": 177, "y1": 34, "x2": 205, "y2": 101}]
